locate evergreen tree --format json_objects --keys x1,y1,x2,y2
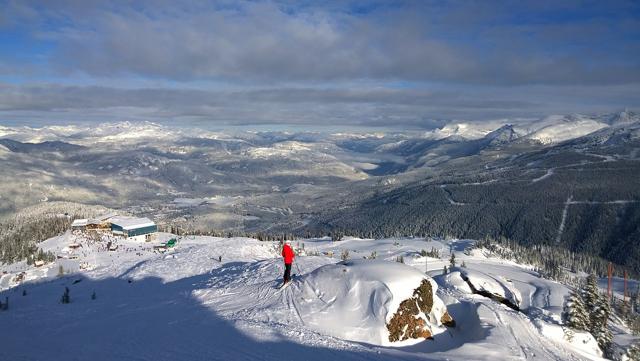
[
  {"x1": 449, "y1": 252, "x2": 456, "y2": 268},
  {"x1": 582, "y1": 274, "x2": 612, "y2": 354},
  {"x1": 626, "y1": 342, "x2": 640, "y2": 361},
  {"x1": 583, "y1": 274, "x2": 600, "y2": 323},
  {"x1": 592, "y1": 295, "x2": 613, "y2": 354},
  {"x1": 562, "y1": 289, "x2": 589, "y2": 331}
]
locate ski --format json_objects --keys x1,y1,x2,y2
[{"x1": 276, "y1": 274, "x2": 296, "y2": 290}]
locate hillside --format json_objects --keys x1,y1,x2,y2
[
  {"x1": 0, "y1": 112, "x2": 639, "y2": 272},
  {"x1": 311, "y1": 119, "x2": 640, "y2": 273},
  {"x1": 1, "y1": 233, "x2": 637, "y2": 360}
]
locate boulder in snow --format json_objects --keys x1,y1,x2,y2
[
  {"x1": 387, "y1": 278, "x2": 455, "y2": 342},
  {"x1": 296, "y1": 259, "x2": 453, "y2": 346}
]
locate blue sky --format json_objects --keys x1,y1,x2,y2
[{"x1": 0, "y1": 0, "x2": 639, "y2": 129}]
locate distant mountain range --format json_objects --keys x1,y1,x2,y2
[
  {"x1": 307, "y1": 111, "x2": 640, "y2": 273},
  {"x1": 1, "y1": 110, "x2": 639, "y2": 271}
]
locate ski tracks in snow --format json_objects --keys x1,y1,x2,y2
[
  {"x1": 477, "y1": 297, "x2": 578, "y2": 361},
  {"x1": 283, "y1": 283, "x2": 306, "y2": 326},
  {"x1": 193, "y1": 258, "x2": 351, "y2": 351}
]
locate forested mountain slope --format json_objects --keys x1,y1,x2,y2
[{"x1": 310, "y1": 122, "x2": 640, "y2": 272}]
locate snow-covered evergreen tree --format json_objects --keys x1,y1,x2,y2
[
  {"x1": 592, "y1": 295, "x2": 612, "y2": 353},
  {"x1": 582, "y1": 274, "x2": 612, "y2": 354},
  {"x1": 583, "y1": 274, "x2": 601, "y2": 321},
  {"x1": 625, "y1": 342, "x2": 640, "y2": 361},
  {"x1": 562, "y1": 289, "x2": 589, "y2": 331}
]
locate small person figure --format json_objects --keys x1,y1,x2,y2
[{"x1": 281, "y1": 240, "x2": 295, "y2": 286}]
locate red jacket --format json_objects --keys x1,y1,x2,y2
[{"x1": 282, "y1": 243, "x2": 295, "y2": 264}]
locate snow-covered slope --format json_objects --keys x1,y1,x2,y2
[
  {"x1": 570, "y1": 120, "x2": 640, "y2": 146},
  {"x1": 418, "y1": 111, "x2": 638, "y2": 145},
  {"x1": 483, "y1": 124, "x2": 523, "y2": 145},
  {"x1": 602, "y1": 110, "x2": 640, "y2": 126},
  {"x1": 1, "y1": 233, "x2": 629, "y2": 360},
  {"x1": 426, "y1": 122, "x2": 501, "y2": 140},
  {"x1": 524, "y1": 115, "x2": 609, "y2": 145}
]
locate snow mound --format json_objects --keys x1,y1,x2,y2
[{"x1": 295, "y1": 259, "x2": 451, "y2": 346}]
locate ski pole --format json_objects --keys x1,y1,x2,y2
[{"x1": 294, "y1": 260, "x2": 301, "y2": 275}]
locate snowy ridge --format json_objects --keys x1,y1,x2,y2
[
  {"x1": 413, "y1": 111, "x2": 639, "y2": 145},
  {"x1": 0, "y1": 111, "x2": 636, "y2": 148},
  {"x1": 524, "y1": 115, "x2": 609, "y2": 145},
  {"x1": 426, "y1": 122, "x2": 497, "y2": 140}
]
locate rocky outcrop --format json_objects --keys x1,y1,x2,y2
[
  {"x1": 387, "y1": 279, "x2": 454, "y2": 342},
  {"x1": 440, "y1": 311, "x2": 456, "y2": 327}
]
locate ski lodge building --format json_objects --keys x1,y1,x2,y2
[{"x1": 72, "y1": 214, "x2": 157, "y2": 242}]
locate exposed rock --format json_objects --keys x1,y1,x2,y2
[
  {"x1": 387, "y1": 279, "x2": 453, "y2": 342},
  {"x1": 441, "y1": 311, "x2": 456, "y2": 327},
  {"x1": 413, "y1": 278, "x2": 434, "y2": 314}
]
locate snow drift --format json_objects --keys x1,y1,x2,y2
[{"x1": 295, "y1": 259, "x2": 453, "y2": 346}]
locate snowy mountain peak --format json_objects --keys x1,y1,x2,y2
[
  {"x1": 484, "y1": 124, "x2": 520, "y2": 145},
  {"x1": 427, "y1": 122, "x2": 497, "y2": 140},
  {"x1": 603, "y1": 110, "x2": 640, "y2": 125}
]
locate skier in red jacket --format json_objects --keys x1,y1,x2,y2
[{"x1": 282, "y1": 240, "x2": 295, "y2": 285}]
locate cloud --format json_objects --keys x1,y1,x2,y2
[
  {"x1": 0, "y1": 82, "x2": 638, "y2": 129},
  {"x1": 3, "y1": 0, "x2": 639, "y2": 86},
  {"x1": 0, "y1": 1, "x2": 639, "y2": 128}
]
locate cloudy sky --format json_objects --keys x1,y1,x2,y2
[{"x1": 0, "y1": 0, "x2": 639, "y2": 129}]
